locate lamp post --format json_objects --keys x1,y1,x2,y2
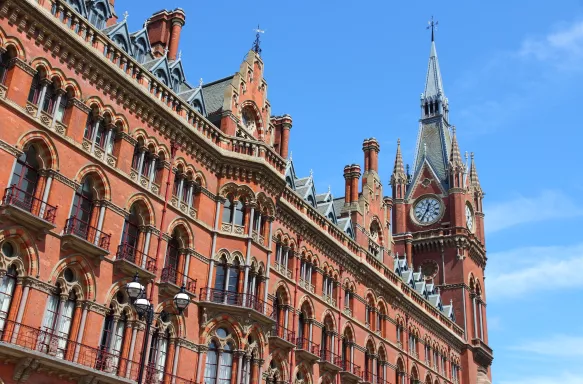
[{"x1": 126, "y1": 273, "x2": 190, "y2": 384}]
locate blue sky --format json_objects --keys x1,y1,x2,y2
[{"x1": 118, "y1": 1, "x2": 583, "y2": 382}]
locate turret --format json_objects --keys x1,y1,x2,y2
[
  {"x1": 391, "y1": 139, "x2": 407, "y2": 235},
  {"x1": 448, "y1": 127, "x2": 465, "y2": 189},
  {"x1": 469, "y1": 153, "x2": 485, "y2": 243}
]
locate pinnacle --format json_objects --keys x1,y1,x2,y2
[
  {"x1": 391, "y1": 139, "x2": 407, "y2": 186},
  {"x1": 449, "y1": 127, "x2": 464, "y2": 170},
  {"x1": 469, "y1": 153, "x2": 482, "y2": 190}
]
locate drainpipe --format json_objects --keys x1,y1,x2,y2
[{"x1": 289, "y1": 234, "x2": 302, "y2": 383}]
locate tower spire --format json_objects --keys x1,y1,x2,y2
[
  {"x1": 252, "y1": 25, "x2": 265, "y2": 56},
  {"x1": 469, "y1": 153, "x2": 482, "y2": 192},
  {"x1": 449, "y1": 127, "x2": 464, "y2": 171},
  {"x1": 391, "y1": 139, "x2": 407, "y2": 187}
]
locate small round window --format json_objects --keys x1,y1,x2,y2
[
  {"x1": 116, "y1": 291, "x2": 126, "y2": 304},
  {"x1": 216, "y1": 327, "x2": 228, "y2": 338},
  {"x1": 1, "y1": 242, "x2": 14, "y2": 258},
  {"x1": 64, "y1": 268, "x2": 75, "y2": 283}
]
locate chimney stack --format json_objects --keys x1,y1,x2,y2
[
  {"x1": 343, "y1": 165, "x2": 352, "y2": 205},
  {"x1": 363, "y1": 138, "x2": 380, "y2": 173},
  {"x1": 146, "y1": 9, "x2": 186, "y2": 60},
  {"x1": 350, "y1": 164, "x2": 361, "y2": 203}
]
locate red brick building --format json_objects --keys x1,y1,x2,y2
[{"x1": 0, "y1": 1, "x2": 493, "y2": 384}]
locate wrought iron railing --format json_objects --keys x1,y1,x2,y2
[
  {"x1": 199, "y1": 288, "x2": 274, "y2": 319},
  {"x1": 116, "y1": 242, "x2": 157, "y2": 273},
  {"x1": 296, "y1": 337, "x2": 319, "y2": 355},
  {"x1": 161, "y1": 266, "x2": 197, "y2": 294},
  {"x1": 64, "y1": 217, "x2": 111, "y2": 250},
  {"x1": 2, "y1": 185, "x2": 57, "y2": 223},
  {"x1": 340, "y1": 359, "x2": 362, "y2": 377},
  {"x1": 271, "y1": 324, "x2": 295, "y2": 344},
  {"x1": 320, "y1": 349, "x2": 342, "y2": 367}
]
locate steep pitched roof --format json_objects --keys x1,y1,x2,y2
[
  {"x1": 202, "y1": 76, "x2": 234, "y2": 116},
  {"x1": 423, "y1": 41, "x2": 444, "y2": 100}
]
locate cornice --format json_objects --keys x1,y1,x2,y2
[{"x1": 0, "y1": 139, "x2": 23, "y2": 158}]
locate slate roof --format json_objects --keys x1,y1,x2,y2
[
  {"x1": 424, "y1": 41, "x2": 444, "y2": 100},
  {"x1": 333, "y1": 197, "x2": 345, "y2": 215},
  {"x1": 202, "y1": 76, "x2": 234, "y2": 116}
]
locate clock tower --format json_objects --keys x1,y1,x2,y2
[{"x1": 390, "y1": 34, "x2": 493, "y2": 383}]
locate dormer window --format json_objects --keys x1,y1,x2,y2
[
  {"x1": 112, "y1": 35, "x2": 128, "y2": 52},
  {"x1": 155, "y1": 69, "x2": 168, "y2": 86},
  {"x1": 88, "y1": 2, "x2": 107, "y2": 29},
  {"x1": 192, "y1": 100, "x2": 202, "y2": 114},
  {"x1": 171, "y1": 70, "x2": 181, "y2": 93}
]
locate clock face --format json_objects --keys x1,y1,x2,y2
[
  {"x1": 414, "y1": 197, "x2": 442, "y2": 224},
  {"x1": 466, "y1": 205, "x2": 474, "y2": 231}
]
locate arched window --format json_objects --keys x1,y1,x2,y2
[
  {"x1": 171, "y1": 71, "x2": 181, "y2": 93},
  {"x1": 40, "y1": 82, "x2": 56, "y2": 114},
  {"x1": 148, "y1": 326, "x2": 170, "y2": 380},
  {"x1": 84, "y1": 113, "x2": 108, "y2": 149},
  {"x1": 0, "y1": 265, "x2": 17, "y2": 332},
  {"x1": 222, "y1": 197, "x2": 234, "y2": 224},
  {"x1": 155, "y1": 69, "x2": 168, "y2": 86},
  {"x1": 69, "y1": 177, "x2": 95, "y2": 239},
  {"x1": 213, "y1": 257, "x2": 240, "y2": 304},
  {"x1": 89, "y1": 2, "x2": 107, "y2": 29},
  {"x1": 204, "y1": 330, "x2": 234, "y2": 384},
  {"x1": 98, "y1": 308, "x2": 127, "y2": 373},
  {"x1": 112, "y1": 35, "x2": 128, "y2": 52},
  {"x1": 40, "y1": 282, "x2": 76, "y2": 358},
  {"x1": 165, "y1": 231, "x2": 181, "y2": 284},
  {"x1": 9, "y1": 145, "x2": 40, "y2": 203},
  {"x1": 121, "y1": 205, "x2": 140, "y2": 254},
  {"x1": 298, "y1": 312, "x2": 305, "y2": 341},
  {"x1": 53, "y1": 89, "x2": 70, "y2": 123},
  {"x1": 28, "y1": 73, "x2": 42, "y2": 105},
  {"x1": 134, "y1": 39, "x2": 147, "y2": 63},
  {"x1": 233, "y1": 200, "x2": 245, "y2": 227},
  {"x1": 192, "y1": 100, "x2": 203, "y2": 114},
  {"x1": 0, "y1": 50, "x2": 11, "y2": 85}
]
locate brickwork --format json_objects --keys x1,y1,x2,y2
[{"x1": 0, "y1": 1, "x2": 491, "y2": 384}]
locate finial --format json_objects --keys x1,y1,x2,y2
[
  {"x1": 178, "y1": 50, "x2": 182, "y2": 60},
  {"x1": 427, "y1": 16, "x2": 438, "y2": 42},
  {"x1": 199, "y1": 78, "x2": 203, "y2": 88},
  {"x1": 423, "y1": 142, "x2": 427, "y2": 156},
  {"x1": 465, "y1": 151, "x2": 469, "y2": 161},
  {"x1": 452, "y1": 125, "x2": 456, "y2": 135},
  {"x1": 289, "y1": 151, "x2": 293, "y2": 161},
  {"x1": 328, "y1": 185, "x2": 331, "y2": 193},
  {"x1": 471, "y1": 152, "x2": 475, "y2": 160},
  {"x1": 123, "y1": 11, "x2": 129, "y2": 21},
  {"x1": 164, "y1": 47, "x2": 169, "y2": 56},
  {"x1": 252, "y1": 24, "x2": 265, "y2": 56},
  {"x1": 309, "y1": 169, "x2": 313, "y2": 178},
  {"x1": 397, "y1": 138, "x2": 401, "y2": 146},
  {"x1": 450, "y1": 299, "x2": 453, "y2": 305}
]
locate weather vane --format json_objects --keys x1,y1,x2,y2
[
  {"x1": 252, "y1": 24, "x2": 265, "y2": 56},
  {"x1": 427, "y1": 16, "x2": 438, "y2": 42}
]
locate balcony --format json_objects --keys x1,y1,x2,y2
[
  {"x1": 113, "y1": 242, "x2": 157, "y2": 279},
  {"x1": 251, "y1": 230, "x2": 265, "y2": 245},
  {"x1": 471, "y1": 338, "x2": 494, "y2": 367},
  {"x1": 322, "y1": 294, "x2": 337, "y2": 307},
  {"x1": 295, "y1": 338, "x2": 319, "y2": 362},
  {"x1": 159, "y1": 266, "x2": 197, "y2": 297},
  {"x1": 62, "y1": 217, "x2": 111, "y2": 258},
  {"x1": 269, "y1": 324, "x2": 295, "y2": 349},
  {"x1": 0, "y1": 319, "x2": 139, "y2": 383},
  {"x1": 363, "y1": 372, "x2": 392, "y2": 384},
  {"x1": 339, "y1": 360, "x2": 362, "y2": 383},
  {"x1": 0, "y1": 186, "x2": 57, "y2": 233},
  {"x1": 199, "y1": 288, "x2": 275, "y2": 325},
  {"x1": 319, "y1": 350, "x2": 342, "y2": 372}
]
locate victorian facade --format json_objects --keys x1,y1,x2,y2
[{"x1": 0, "y1": 0, "x2": 493, "y2": 384}]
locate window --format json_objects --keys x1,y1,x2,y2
[
  {"x1": 0, "y1": 265, "x2": 17, "y2": 332},
  {"x1": 172, "y1": 71, "x2": 181, "y2": 93},
  {"x1": 213, "y1": 258, "x2": 240, "y2": 304},
  {"x1": 112, "y1": 35, "x2": 128, "y2": 52},
  {"x1": 84, "y1": 114, "x2": 107, "y2": 148},
  {"x1": 40, "y1": 288, "x2": 76, "y2": 359},
  {"x1": 222, "y1": 198, "x2": 233, "y2": 224},
  {"x1": 89, "y1": 2, "x2": 107, "y2": 29},
  {"x1": 165, "y1": 233, "x2": 180, "y2": 272},
  {"x1": 233, "y1": 201, "x2": 245, "y2": 226},
  {"x1": 0, "y1": 51, "x2": 11, "y2": 85},
  {"x1": 121, "y1": 205, "x2": 140, "y2": 253},
  {"x1": 98, "y1": 311, "x2": 126, "y2": 373},
  {"x1": 155, "y1": 69, "x2": 168, "y2": 86},
  {"x1": 148, "y1": 327, "x2": 170, "y2": 380},
  {"x1": 192, "y1": 100, "x2": 203, "y2": 114},
  {"x1": 204, "y1": 331, "x2": 234, "y2": 384},
  {"x1": 9, "y1": 146, "x2": 40, "y2": 202},
  {"x1": 27, "y1": 73, "x2": 42, "y2": 105}
]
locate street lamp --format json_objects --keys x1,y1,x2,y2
[{"x1": 126, "y1": 273, "x2": 190, "y2": 384}]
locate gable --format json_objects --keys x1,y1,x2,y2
[
  {"x1": 406, "y1": 160, "x2": 446, "y2": 199},
  {"x1": 104, "y1": 21, "x2": 133, "y2": 55}
]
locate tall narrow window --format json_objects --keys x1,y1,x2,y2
[
  {"x1": 9, "y1": 146, "x2": 40, "y2": 208},
  {"x1": 233, "y1": 201, "x2": 245, "y2": 226},
  {"x1": 204, "y1": 341, "x2": 219, "y2": 384},
  {"x1": 0, "y1": 265, "x2": 17, "y2": 332},
  {"x1": 40, "y1": 287, "x2": 76, "y2": 359},
  {"x1": 27, "y1": 73, "x2": 41, "y2": 105},
  {"x1": 0, "y1": 51, "x2": 10, "y2": 85},
  {"x1": 41, "y1": 83, "x2": 56, "y2": 114},
  {"x1": 70, "y1": 178, "x2": 94, "y2": 239},
  {"x1": 227, "y1": 260, "x2": 239, "y2": 304},
  {"x1": 222, "y1": 198, "x2": 233, "y2": 224},
  {"x1": 218, "y1": 343, "x2": 233, "y2": 384}
]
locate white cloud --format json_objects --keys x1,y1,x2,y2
[
  {"x1": 510, "y1": 334, "x2": 583, "y2": 358},
  {"x1": 487, "y1": 243, "x2": 583, "y2": 299},
  {"x1": 520, "y1": 20, "x2": 583, "y2": 69},
  {"x1": 499, "y1": 372, "x2": 583, "y2": 384},
  {"x1": 484, "y1": 190, "x2": 583, "y2": 233}
]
